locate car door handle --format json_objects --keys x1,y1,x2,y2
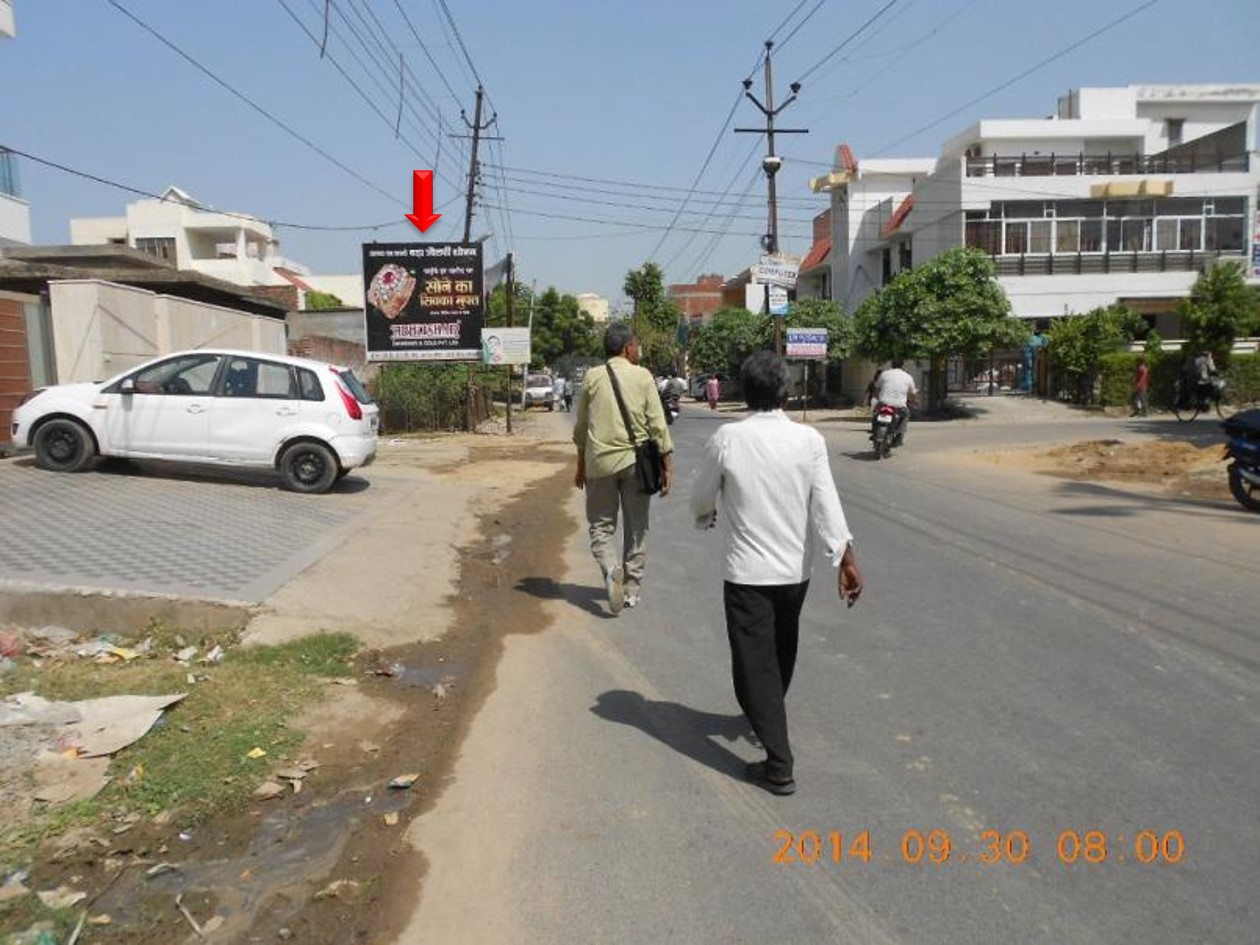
[
  {"x1": 186, "y1": 404, "x2": 206, "y2": 414},
  {"x1": 275, "y1": 407, "x2": 299, "y2": 416}
]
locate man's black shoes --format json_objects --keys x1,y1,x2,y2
[{"x1": 746, "y1": 761, "x2": 796, "y2": 796}]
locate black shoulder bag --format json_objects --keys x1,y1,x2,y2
[{"x1": 606, "y1": 363, "x2": 664, "y2": 495}]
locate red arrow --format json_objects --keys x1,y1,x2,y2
[{"x1": 405, "y1": 170, "x2": 441, "y2": 233}]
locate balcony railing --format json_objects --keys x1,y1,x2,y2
[
  {"x1": 966, "y1": 152, "x2": 1249, "y2": 178},
  {"x1": 992, "y1": 250, "x2": 1231, "y2": 277}
]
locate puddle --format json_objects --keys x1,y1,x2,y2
[
  {"x1": 92, "y1": 786, "x2": 419, "y2": 938},
  {"x1": 385, "y1": 661, "x2": 462, "y2": 689}
]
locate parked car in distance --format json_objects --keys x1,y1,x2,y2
[
  {"x1": 522, "y1": 373, "x2": 555, "y2": 410},
  {"x1": 10, "y1": 349, "x2": 378, "y2": 493}
]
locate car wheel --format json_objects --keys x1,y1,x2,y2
[
  {"x1": 33, "y1": 418, "x2": 95, "y2": 472},
  {"x1": 279, "y1": 441, "x2": 339, "y2": 494}
]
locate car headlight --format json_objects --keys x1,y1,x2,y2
[{"x1": 17, "y1": 388, "x2": 47, "y2": 407}]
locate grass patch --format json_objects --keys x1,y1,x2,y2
[{"x1": 0, "y1": 625, "x2": 359, "y2": 875}]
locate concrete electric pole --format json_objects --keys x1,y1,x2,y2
[{"x1": 736, "y1": 40, "x2": 807, "y2": 355}]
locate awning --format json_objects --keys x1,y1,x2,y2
[
  {"x1": 800, "y1": 239, "x2": 831, "y2": 272},
  {"x1": 880, "y1": 195, "x2": 915, "y2": 239}
]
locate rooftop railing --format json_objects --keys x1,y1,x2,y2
[
  {"x1": 992, "y1": 250, "x2": 1232, "y2": 277},
  {"x1": 966, "y1": 152, "x2": 1249, "y2": 178}
]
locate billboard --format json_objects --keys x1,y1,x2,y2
[
  {"x1": 786, "y1": 328, "x2": 828, "y2": 360},
  {"x1": 363, "y1": 242, "x2": 484, "y2": 361},
  {"x1": 481, "y1": 327, "x2": 531, "y2": 365},
  {"x1": 754, "y1": 254, "x2": 801, "y2": 289}
]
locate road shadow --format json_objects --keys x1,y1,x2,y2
[
  {"x1": 514, "y1": 576, "x2": 615, "y2": 620},
  {"x1": 590, "y1": 689, "x2": 753, "y2": 780},
  {"x1": 1049, "y1": 479, "x2": 1245, "y2": 521}
]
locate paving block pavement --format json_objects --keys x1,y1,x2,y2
[{"x1": 0, "y1": 460, "x2": 390, "y2": 603}]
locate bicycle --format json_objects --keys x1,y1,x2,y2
[{"x1": 1172, "y1": 376, "x2": 1232, "y2": 422}]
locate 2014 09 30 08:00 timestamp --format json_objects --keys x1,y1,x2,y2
[{"x1": 773, "y1": 829, "x2": 1187, "y2": 867}]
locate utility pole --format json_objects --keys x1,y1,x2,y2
[
  {"x1": 736, "y1": 40, "x2": 807, "y2": 356},
  {"x1": 454, "y1": 86, "x2": 502, "y2": 430},
  {"x1": 505, "y1": 251, "x2": 515, "y2": 435}
]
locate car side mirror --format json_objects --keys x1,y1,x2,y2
[{"x1": 120, "y1": 378, "x2": 136, "y2": 394}]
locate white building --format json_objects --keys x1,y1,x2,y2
[
  {"x1": 576, "y1": 292, "x2": 611, "y2": 324},
  {"x1": 1, "y1": 3, "x2": 32, "y2": 247},
  {"x1": 816, "y1": 84, "x2": 1260, "y2": 331},
  {"x1": 71, "y1": 186, "x2": 316, "y2": 291}
]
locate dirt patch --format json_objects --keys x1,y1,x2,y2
[
  {"x1": 979, "y1": 438, "x2": 1231, "y2": 502},
  {"x1": 1, "y1": 438, "x2": 579, "y2": 943}
]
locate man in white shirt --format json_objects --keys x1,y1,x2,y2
[
  {"x1": 691, "y1": 351, "x2": 863, "y2": 796},
  {"x1": 871, "y1": 359, "x2": 918, "y2": 442}
]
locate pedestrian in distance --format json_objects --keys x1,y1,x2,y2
[
  {"x1": 690, "y1": 350, "x2": 863, "y2": 796},
  {"x1": 705, "y1": 374, "x2": 721, "y2": 411},
  {"x1": 573, "y1": 324, "x2": 675, "y2": 614},
  {"x1": 1130, "y1": 356, "x2": 1150, "y2": 417}
]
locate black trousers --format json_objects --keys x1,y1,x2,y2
[{"x1": 723, "y1": 580, "x2": 810, "y2": 781}]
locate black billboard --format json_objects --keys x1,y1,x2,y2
[{"x1": 362, "y1": 242, "x2": 484, "y2": 361}]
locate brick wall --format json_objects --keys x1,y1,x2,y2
[
  {"x1": 288, "y1": 334, "x2": 371, "y2": 378},
  {"x1": 0, "y1": 297, "x2": 32, "y2": 446}
]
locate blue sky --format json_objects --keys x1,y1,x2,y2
[{"x1": 2, "y1": 0, "x2": 1258, "y2": 308}]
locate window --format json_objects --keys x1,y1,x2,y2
[
  {"x1": 965, "y1": 220, "x2": 1001, "y2": 255},
  {"x1": 881, "y1": 248, "x2": 892, "y2": 285},
  {"x1": 1056, "y1": 220, "x2": 1080, "y2": 253},
  {"x1": 1004, "y1": 222, "x2": 1028, "y2": 255},
  {"x1": 1179, "y1": 219, "x2": 1202, "y2": 251},
  {"x1": 1206, "y1": 217, "x2": 1244, "y2": 252},
  {"x1": 134, "y1": 237, "x2": 176, "y2": 263},
  {"x1": 1165, "y1": 118, "x2": 1184, "y2": 148},
  {"x1": 1155, "y1": 219, "x2": 1178, "y2": 251},
  {"x1": 1028, "y1": 221, "x2": 1052, "y2": 254},
  {"x1": 1080, "y1": 220, "x2": 1103, "y2": 252},
  {"x1": 898, "y1": 239, "x2": 912, "y2": 271},
  {"x1": 127, "y1": 354, "x2": 222, "y2": 395},
  {"x1": 1120, "y1": 218, "x2": 1152, "y2": 252},
  {"x1": 297, "y1": 367, "x2": 324, "y2": 401},
  {"x1": 221, "y1": 358, "x2": 296, "y2": 399}
]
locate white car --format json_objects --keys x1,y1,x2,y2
[
  {"x1": 522, "y1": 373, "x2": 555, "y2": 410},
  {"x1": 11, "y1": 349, "x2": 378, "y2": 494}
]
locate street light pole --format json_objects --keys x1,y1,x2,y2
[{"x1": 735, "y1": 40, "x2": 807, "y2": 356}]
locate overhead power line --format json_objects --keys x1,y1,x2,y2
[
  {"x1": 873, "y1": 0, "x2": 1162, "y2": 155},
  {"x1": 106, "y1": 0, "x2": 399, "y2": 206},
  {"x1": 4, "y1": 145, "x2": 453, "y2": 231},
  {"x1": 389, "y1": 0, "x2": 464, "y2": 103},
  {"x1": 483, "y1": 203, "x2": 811, "y2": 239},
  {"x1": 484, "y1": 163, "x2": 818, "y2": 205},
  {"x1": 793, "y1": 0, "x2": 901, "y2": 83}
]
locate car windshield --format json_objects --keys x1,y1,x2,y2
[
  {"x1": 527, "y1": 375, "x2": 551, "y2": 387},
  {"x1": 336, "y1": 369, "x2": 374, "y2": 404}
]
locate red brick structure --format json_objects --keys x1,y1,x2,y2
[
  {"x1": 668, "y1": 273, "x2": 725, "y2": 322},
  {"x1": 0, "y1": 296, "x2": 33, "y2": 444}
]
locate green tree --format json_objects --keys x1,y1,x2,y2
[
  {"x1": 530, "y1": 287, "x2": 601, "y2": 367},
  {"x1": 1179, "y1": 261, "x2": 1260, "y2": 366},
  {"x1": 852, "y1": 248, "x2": 1027, "y2": 410},
  {"x1": 1044, "y1": 304, "x2": 1145, "y2": 404},
  {"x1": 688, "y1": 307, "x2": 765, "y2": 380},
  {"x1": 623, "y1": 262, "x2": 683, "y2": 374}
]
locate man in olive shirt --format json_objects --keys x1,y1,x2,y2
[{"x1": 573, "y1": 324, "x2": 674, "y2": 614}]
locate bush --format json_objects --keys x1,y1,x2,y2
[
  {"x1": 1097, "y1": 350, "x2": 1259, "y2": 409},
  {"x1": 373, "y1": 363, "x2": 498, "y2": 432},
  {"x1": 1225, "y1": 352, "x2": 1260, "y2": 406}
]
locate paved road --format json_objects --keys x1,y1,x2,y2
[
  {"x1": 0, "y1": 457, "x2": 393, "y2": 602},
  {"x1": 406, "y1": 400, "x2": 1259, "y2": 944}
]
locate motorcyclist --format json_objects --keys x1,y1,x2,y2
[{"x1": 870, "y1": 360, "x2": 918, "y2": 445}]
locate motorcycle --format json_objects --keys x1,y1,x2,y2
[
  {"x1": 661, "y1": 390, "x2": 680, "y2": 425},
  {"x1": 871, "y1": 403, "x2": 907, "y2": 459},
  {"x1": 1222, "y1": 408, "x2": 1260, "y2": 512}
]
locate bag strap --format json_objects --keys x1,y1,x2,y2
[{"x1": 605, "y1": 362, "x2": 638, "y2": 447}]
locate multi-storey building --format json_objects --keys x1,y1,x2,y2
[
  {"x1": 815, "y1": 84, "x2": 1260, "y2": 333},
  {"x1": 70, "y1": 187, "x2": 315, "y2": 292},
  {"x1": 667, "y1": 274, "x2": 725, "y2": 325}
]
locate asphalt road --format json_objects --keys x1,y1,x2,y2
[{"x1": 405, "y1": 401, "x2": 1259, "y2": 945}]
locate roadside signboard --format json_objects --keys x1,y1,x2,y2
[
  {"x1": 363, "y1": 242, "x2": 484, "y2": 361},
  {"x1": 754, "y1": 254, "x2": 801, "y2": 289},
  {"x1": 481, "y1": 327, "x2": 531, "y2": 365},
  {"x1": 786, "y1": 328, "x2": 828, "y2": 359},
  {"x1": 769, "y1": 285, "x2": 789, "y2": 317}
]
